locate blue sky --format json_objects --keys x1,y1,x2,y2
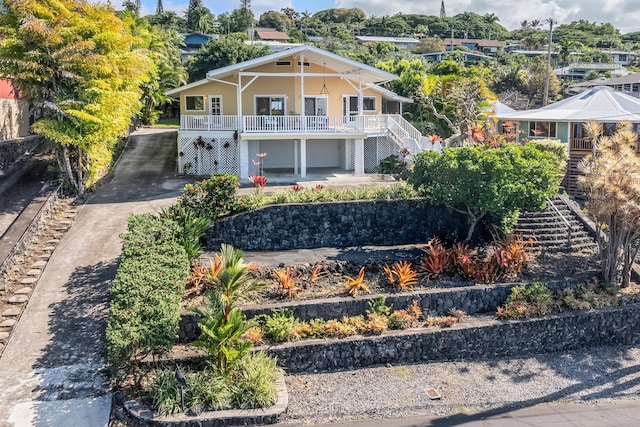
[{"x1": 137, "y1": 1, "x2": 640, "y2": 34}]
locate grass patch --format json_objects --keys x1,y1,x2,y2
[{"x1": 153, "y1": 118, "x2": 180, "y2": 128}]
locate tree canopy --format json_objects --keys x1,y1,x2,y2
[{"x1": 0, "y1": 0, "x2": 153, "y2": 193}]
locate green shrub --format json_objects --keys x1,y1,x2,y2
[
  {"x1": 497, "y1": 283, "x2": 555, "y2": 319},
  {"x1": 376, "y1": 155, "x2": 407, "y2": 174},
  {"x1": 160, "y1": 205, "x2": 210, "y2": 260},
  {"x1": 177, "y1": 174, "x2": 240, "y2": 220},
  {"x1": 231, "y1": 352, "x2": 280, "y2": 409},
  {"x1": 409, "y1": 144, "x2": 563, "y2": 240},
  {"x1": 237, "y1": 182, "x2": 417, "y2": 209},
  {"x1": 150, "y1": 367, "x2": 230, "y2": 416},
  {"x1": 106, "y1": 214, "x2": 190, "y2": 370},
  {"x1": 258, "y1": 309, "x2": 297, "y2": 343},
  {"x1": 366, "y1": 295, "x2": 392, "y2": 317}
]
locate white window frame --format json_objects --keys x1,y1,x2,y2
[
  {"x1": 529, "y1": 121, "x2": 556, "y2": 138},
  {"x1": 304, "y1": 96, "x2": 328, "y2": 116},
  {"x1": 254, "y1": 95, "x2": 286, "y2": 116},
  {"x1": 185, "y1": 95, "x2": 205, "y2": 112},
  {"x1": 209, "y1": 96, "x2": 222, "y2": 116},
  {"x1": 362, "y1": 96, "x2": 376, "y2": 112},
  {"x1": 343, "y1": 95, "x2": 376, "y2": 115}
]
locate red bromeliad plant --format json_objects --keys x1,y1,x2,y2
[
  {"x1": 272, "y1": 266, "x2": 303, "y2": 298},
  {"x1": 249, "y1": 175, "x2": 267, "y2": 188},
  {"x1": 419, "y1": 237, "x2": 450, "y2": 279},
  {"x1": 383, "y1": 261, "x2": 418, "y2": 291},
  {"x1": 291, "y1": 184, "x2": 304, "y2": 191}
]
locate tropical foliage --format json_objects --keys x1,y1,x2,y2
[{"x1": 0, "y1": 0, "x2": 153, "y2": 194}]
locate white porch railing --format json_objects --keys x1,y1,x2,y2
[
  {"x1": 178, "y1": 114, "x2": 426, "y2": 153},
  {"x1": 242, "y1": 115, "x2": 370, "y2": 133},
  {"x1": 180, "y1": 115, "x2": 238, "y2": 131}
]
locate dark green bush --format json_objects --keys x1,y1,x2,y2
[
  {"x1": 159, "y1": 205, "x2": 210, "y2": 260},
  {"x1": 409, "y1": 144, "x2": 563, "y2": 240},
  {"x1": 177, "y1": 174, "x2": 240, "y2": 220},
  {"x1": 106, "y1": 214, "x2": 190, "y2": 370}
]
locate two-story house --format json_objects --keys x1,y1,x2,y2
[{"x1": 166, "y1": 45, "x2": 423, "y2": 180}]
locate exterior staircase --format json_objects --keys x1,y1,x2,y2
[{"x1": 514, "y1": 196, "x2": 599, "y2": 253}]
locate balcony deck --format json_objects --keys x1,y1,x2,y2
[
  {"x1": 570, "y1": 137, "x2": 640, "y2": 153},
  {"x1": 180, "y1": 114, "x2": 394, "y2": 135}
]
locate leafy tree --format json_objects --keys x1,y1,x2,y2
[
  {"x1": 579, "y1": 121, "x2": 640, "y2": 287},
  {"x1": 409, "y1": 144, "x2": 563, "y2": 241},
  {"x1": 0, "y1": 0, "x2": 152, "y2": 194},
  {"x1": 522, "y1": 56, "x2": 561, "y2": 107},
  {"x1": 146, "y1": 11, "x2": 186, "y2": 31},
  {"x1": 421, "y1": 64, "x2": 496, "y2": 139},
  {"x1": 137, "y1": 23, "x2": 186, "y2": 125},
  {"x1": 258, "y1": 10, "x2": 293, "y2": 31},
  {"x1": 415, "y1": 37, "x2": 445, "y2": 53},
  {"x1": 187, "y1": 6, "x2": 216, "y2": 33},
  {"x1": 186, "y1": 35, "x2": 269, "y2": 82}
]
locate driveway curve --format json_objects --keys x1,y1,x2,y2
[{"x1": 0, "y1": 129, "x2": 190, "y2": 426}]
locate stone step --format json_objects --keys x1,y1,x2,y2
[
  {"x1": 38, "y1": 254, "x2": 51, "y2": 261},
  {"x1": 47, "y1": 239, "x2": 60, "y2": 245},
  {"x1": 8, "y1": 295, "x2": 28, "y2": 305},
  {"x1": 0, "y1": 331, "x2": 9, "y2": 342},
  {"x1": 32, "y1": 260, "x2": 47, "y2": 269},
  {"x1": 20, "y1": 277, "x2": 38, "y2": 286},
  {"x1": 0, "y1": 319, "x2": 16, "y2": 328},
  {"x1": 26, "y1": 269, "x2": 41, "y2": 277},
  {"x1": 14, "y1": 287, "x2": 32, "y2": 295},
  {"x1": 42, "y1": 245, "x2": 56, "y2": 252},
  {"x1": 518, "y1": 232, "x2": 592, "y2": 242},
  {"x1": 2, "y1": 308, "x2": 21, "y2": 317}
]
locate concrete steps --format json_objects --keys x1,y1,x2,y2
[{"x1": 515, "y1": 197, "x2": 598, "y2": 253}]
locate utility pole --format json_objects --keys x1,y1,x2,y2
[{"x1": 542, "y1": 17, "x2": 557, "y2": 106}]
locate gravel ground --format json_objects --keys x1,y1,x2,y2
[{"x1": 280, "y1": 344, "x2": 640, "y2": 425}]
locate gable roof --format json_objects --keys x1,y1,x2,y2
[
  {"x1": 166, "y1": 45, "x2": 398, "y2": 96},
  {"x1": 498, "y1": 86, "x2": 640, "y2": 122},
  {"x1": 256, "y1": 30, "x2": 290, "y2": 41}
]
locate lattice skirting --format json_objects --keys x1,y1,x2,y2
[
  {"x1": 364, "y1": 136, "x2": 399, "y2": 172},
  {"x1": 178, "y1": 132, "x2": 239, "y2": 175}
]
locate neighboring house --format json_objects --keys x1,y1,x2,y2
[
  {"x1": 555, "y1": 62, "x2": 627, "y2": 80},
  {"x1": 422, "y1": 51, "x2": 491, "y2": 64},
  {"x1": 254, "y1": 29, "x2": 290, "y2": 42},
  {"x1": 355, "y1": 36, "x2": 419, "y2": 50},
  {"x1": 0, "y1": 78, "x2": 30, "y2": 140},
  {"x1": 244, "y1": 40, "x2": 304, "y2": 53},
  {"x1": 179, "y1": 32, "x2": 219, "y2": 63},
  {"x1": 497, "y1": 86, "x2": 640, "y2": 195},
  {"x1": 569, "y1": 73, "x2": 640, "y2": 98},
  {"x1": 443, "y1": 38, "x2": 502, "y2": 56},
  {"x1": 166, "y1": 45, "x2": 422, "y2": 179}
]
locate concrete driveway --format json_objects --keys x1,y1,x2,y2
[{"x1": 0, "y1": 129, "x2": 190, "y2": 426}]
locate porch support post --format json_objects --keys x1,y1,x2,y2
[
  {"x1": 354, "y1": 138, "x2": 364, "y2": 174},
  {"x1": 236, "y1": 75, "x2": 243, "y2": 132},
  {"x1": 239, "y1": 139, "x2": 249, "y2": 179},
  {"x1": 300, "y1": 138, "x2": 307, "y2": 177},
  {"x1": 294, "y1": 140, "x2": 299, "y2": 174}
]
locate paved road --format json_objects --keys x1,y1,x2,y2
[{"x1": 0, "y1": 129, "x2": 190, "y2": 426}]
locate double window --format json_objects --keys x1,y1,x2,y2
[{"x1": 529, "y1": 121, "x2": 556, "y2": 138}]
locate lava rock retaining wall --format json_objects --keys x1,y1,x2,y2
[
  {"x1": 206, "y1": 200, "x2": 483, "y2": 251},
  {"x1": 268, "y1": 304, "x2": 640, "y2": 373},
  {"x1": 178, "y1": 275, "x2": 597, "y2": 343}
]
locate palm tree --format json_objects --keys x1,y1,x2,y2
[{"x1": 483, "y1": 13, "x2": 499, "y2": 40}]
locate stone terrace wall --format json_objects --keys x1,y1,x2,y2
[
  {"x1": 268, "y1": 304, "x2": 640, "y2": 373},
  {"x1": 206, "y1": 200, "x2": 483, "y2": 251},
  {"x1": 178, "y1": 275, "x2": 596, "y2": 343}
]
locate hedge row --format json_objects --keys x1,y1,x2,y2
[{"x1": 106, "y1": 214, "x2": 191, "y2": 369}]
